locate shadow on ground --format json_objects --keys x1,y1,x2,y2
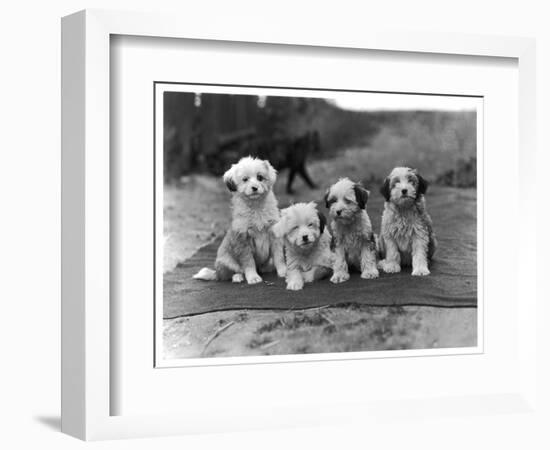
[{"x1": 34, "y1": 416, "x2": 61, "y2": 432}]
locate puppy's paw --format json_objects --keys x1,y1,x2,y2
[
  {"x1": 246, "y1": 273, "x2": 263, "y2": 284},
  {"x1": 378, "y1": 260, "x2": 401, "y2": 273},
  {"x1": 286, "y1": 279, "x2": 304, "y2": 291},
  {"x1": 232, "y1": 273, "x2": 244, "y2": 283},
  {"x1": 361, "y1": 267, "x2": 379, "y2": 279},
  {"x1": 411, "y1": 266, "x2": 430, "y2": 276},
  {"x1": 276, "y1": 266, "x2": 287, "y2": 278},
  {"x1": 330, "y1": 271, "x2": 350, "y2": 284}
]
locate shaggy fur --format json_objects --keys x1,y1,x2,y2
[
  {"x1": 324, "y1": 178, "x2": 379, "y2": 283},
  {"x1": 193, "y1": 156, "x2": 286, "y2": 284},
  {"x1": 273, "y1": 202, "x2": 334, "y2": 291},
  {"x1": 378, "y1": 167, "x2": 437, "y2": 276}
]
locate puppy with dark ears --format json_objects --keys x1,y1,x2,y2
[
  {"x1": 380, "y1": 171, "x2": 428, "y2": 202},
  {"x1": 194, "y1": 156, "x2": 286, "y2": 284},
  {"x1": 378, "y1": 167, "x2": 436, "y2": 276},
  {"x1": 273, "y1": 202, "x2": 334, "y2": 291},
  {"x1": 325, "y1": 178, "x2": 379, "y2": 283}
]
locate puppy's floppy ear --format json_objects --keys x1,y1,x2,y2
[
  {"x1": 353, "y1": 184, "x2": 370, "y2": 209},
  {"x1": 263, "y1": 160, "x2": 277, "y2": 184},
  {"x1": 380, "y1": 177, "x2": 391, "y2": 201},
  {"x1": 317, "y1": 211, "x2": 327, "y2": 234},
  {"x1": 222, "y1": 165, "x2": 237, "y2": 192},
  {"x1": 416, "y1": 172, "x2": 428, "y2": 196},
  {"x1": 324, "y1": 188, "x2": 331, "y2": 209}
]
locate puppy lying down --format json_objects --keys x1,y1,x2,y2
[{"x1": 273, "y1": 202, "x2": 334, "y2": 291}]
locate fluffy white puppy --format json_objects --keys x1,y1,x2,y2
[
  {"x1": 193, "y1": 156, "x2": 286, "y2": 284},
  {"x1": 272, "y1": 202, "x2": 334, "y2": 291},
  {"x1": 325, "y1": 178, "x2": 379, "y2": 283},
  {"x1": 378, "y1": 167, "x2": 436, "y2": 276}
]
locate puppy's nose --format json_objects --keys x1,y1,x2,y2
[
  {"x1": 401, "y1": 189, "x2": 408, "y2": 195},
  {"x1": 302, "y1": 235, "x2": 309, "y2": 243},
  {"x1": 336, "y1": 210, "x2": 342, "y2": 216},
  {"x1": 251, "y1": 186, "x2": 258, "y2": 192}
]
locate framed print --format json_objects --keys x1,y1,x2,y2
[
  {"x1": 154, "y1": 83, "x2": 483, "y2": 368},
  {"x1": 61, "y1": 9, "x2": 538, "y2": 440}
]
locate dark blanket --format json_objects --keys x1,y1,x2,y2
[{"x1": 163, "y1": 187, "x2": 477, "y2": 318}]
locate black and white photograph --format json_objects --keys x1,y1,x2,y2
[{"x1": 155, "y1": 83, "x2": 481, "y2": 364}]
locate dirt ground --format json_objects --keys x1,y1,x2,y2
[
  {"x1": 163, "y1": 305, "x2": 476, "y2": 359},
  {"x1": 162, "y1": 147, "x2": 478, "y2": 360}
]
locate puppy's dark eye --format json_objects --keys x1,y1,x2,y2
[
  {"x1": 257, "y1": 174, "x2": 264, "y2": 181},
  {"x1": 344, "y1": 198, "x2": 352, "y2": 205},
  {"x1": 308, "y1": 223, "x2": 314, "y2": 227},
  {"x1": 243, "y1": 177, "x2": 249, "y2": 182}
]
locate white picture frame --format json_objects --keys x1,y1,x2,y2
[{"x1": 61, "y1": 9, "x2": 537, "y2": 441}]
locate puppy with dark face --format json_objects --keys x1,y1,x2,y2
[
  {"x1": 272, "y1": 202, "x2": 333, "y2": 290},
  {"x1": 194, "y1": 156, "x2": 286, "y2": 284},
  {"x1": 325, "y1": 178, "x2": 379, "y2": 283},
  {"x1": 378, "y1": 167, "x2": 436, "y2": 276}
]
